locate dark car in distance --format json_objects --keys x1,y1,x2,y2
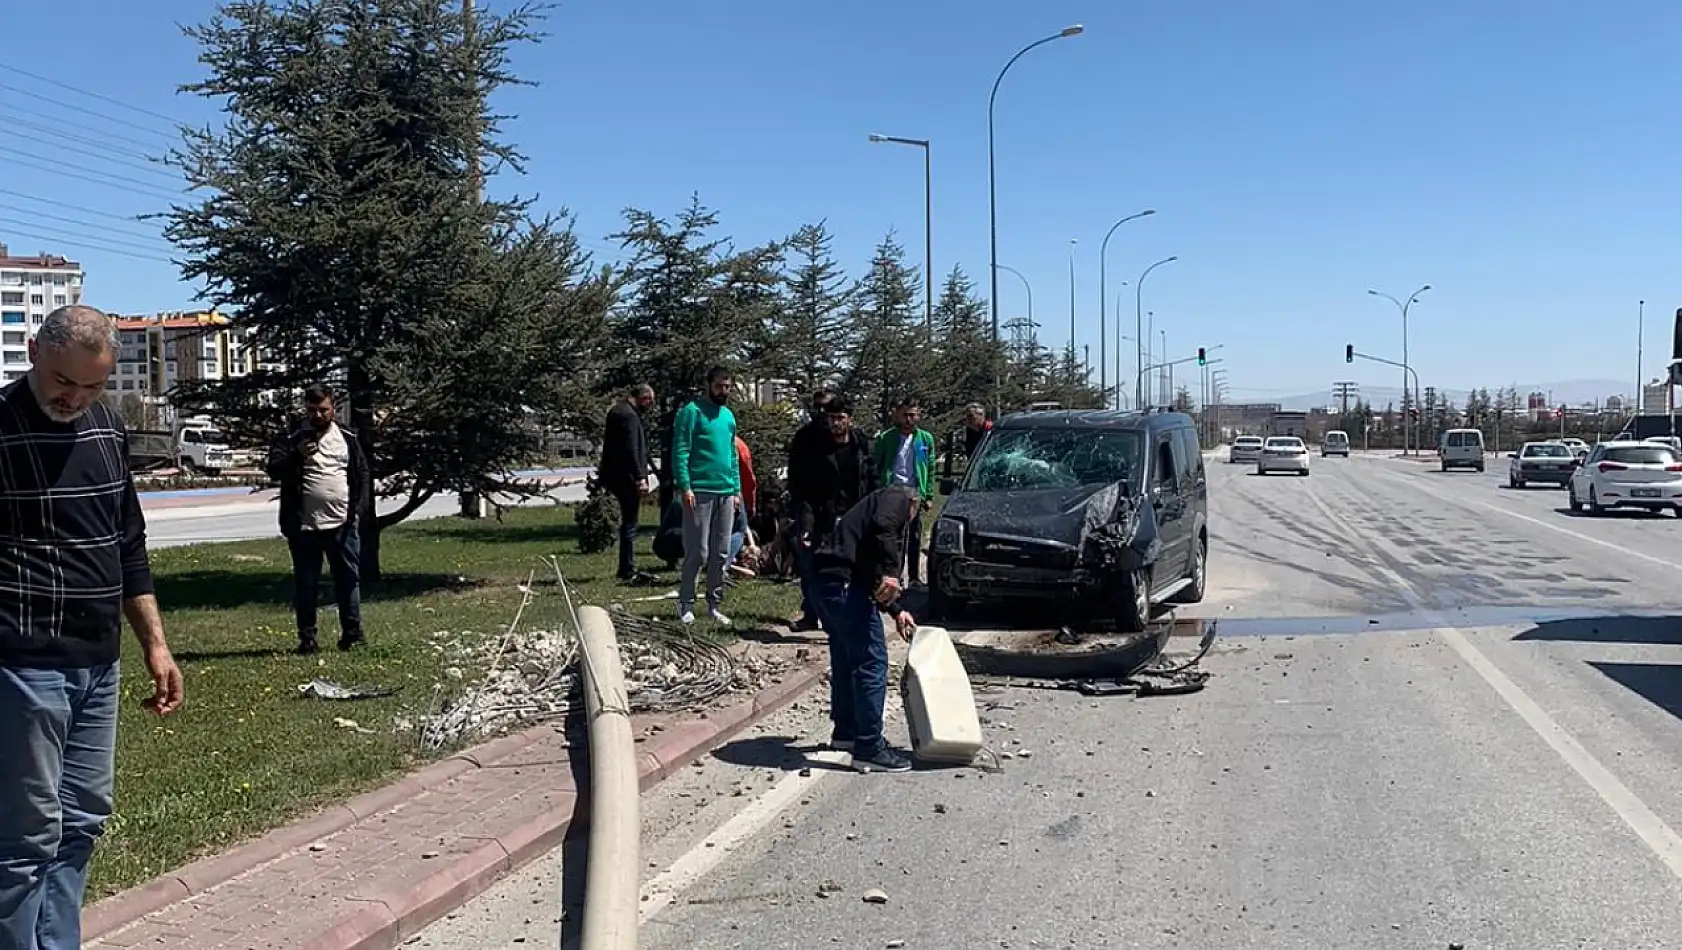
[{"x1": 926, "y1": 409, "x2": 1208, "y2": 632}]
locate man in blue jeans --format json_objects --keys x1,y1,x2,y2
[
  {"x1": 811, "y1": 485, "x2": 920, "y2": 773},
  {"x1": 0, "y1": 305, "x2": 184, "y2": 950}
]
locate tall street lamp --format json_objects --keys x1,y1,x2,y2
[
  {"x1": 988, "y1": 25, "x2": 1085, "y2": 343},
  {"x1": 1067, "y1": 239, "x2": 1078, "y2": 379},
  {"x1": 869, "y1": 133, "x2": 933, "y2": 334},
  {"x1": 1098, "y1": 209, "x2": 1155, "y2": 408},
  {"x1": 1367, "y1": 284, "x2": 1430, "y2": 454},
  {"x1": 1135, "y1": 256, "x2": 1178, "y2": 408},
  {"x1": 995, "y1": 264, "x2": 1034, "y2": 324}
]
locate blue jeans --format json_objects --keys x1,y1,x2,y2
[
  {"x1": 288, "y1": 521, "x2": 363, "y2": 642},
  {"x1": 813, "y1": 577, "x2": 888, "y2": 758},
  {"x1": 0, "y1": 662, "x2": 119, "y2": 950},
  {"x1": 728, "y1": 503, "x2": 747, "y2": 564}
]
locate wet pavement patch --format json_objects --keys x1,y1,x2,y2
[{"x1": 1213, "y1": 605, "x2": 1679, "y2": 638}]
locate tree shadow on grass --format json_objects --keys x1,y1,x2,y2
[
  {"x1": 403, "y1": 519, "x2": 583, "y2": 546},
  {"x1": 156, "y1": 570, "x2": 476, "y2": 611}
]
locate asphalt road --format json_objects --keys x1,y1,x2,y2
[
  {"x1": 141, "y1": 480, "x2": 594, "y2": 548},
  {"x1": 411, "y1": 452, "x2": 1682, "y2": 949}
]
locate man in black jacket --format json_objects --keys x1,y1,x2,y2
[
  {"x1": 266, "y1": 385, "x2": 371, "y2": 654},
  {"x1": 598, "y1": 384, "x2": 656, "y2": 581},
  {"x1": 785, "y1": 393, "x2": 874, "y2": 631},
  {"x1": 811, "y1": 485, "x2": 919, "y2": 773}
]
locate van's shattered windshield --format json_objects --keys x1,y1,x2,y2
[{"x1": 963, "y1": 428, "x2": 1144, "y2": 492}]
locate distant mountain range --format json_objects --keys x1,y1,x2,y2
[{"x1": 1260, "y1": 380, "x2": 1634, "y2": 412}]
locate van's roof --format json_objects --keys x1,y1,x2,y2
[{"x1": 996, "y1": 409, "x2": 1194, "y2": 432}]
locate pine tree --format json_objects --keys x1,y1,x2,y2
[
  {"x1": 608, "y1": 196, "x2": 780, "y2": 507},
  {"x1": 839, "y1": 232, "x2": 924, "y2": 430},
  {"x1": 761, "y1": 222, "x2": 850, "y2": 397},
  {"x1": 162, "y1": 0, "x2": 606, "y2": 576},
  {"x1": 925, "y1": 265, "x2": 1002, "y2": 436}
]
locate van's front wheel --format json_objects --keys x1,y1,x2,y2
[{"x1": 1114, "y1": 568, "x2": 1151, "y2": 633}]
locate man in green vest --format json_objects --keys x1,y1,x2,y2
[
  {"x1": 872, "y1": 395, "x2": 935, "y2": 586},
  {"x1": 672, "y1": 366, "x2": 741, "y2": 625}
]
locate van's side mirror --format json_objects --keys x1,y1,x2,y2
[
  {"x1": 938, "y1": 478, "x2": 957, "y2": 496},
  {"x1": 1507, "y1": 452, "x2": 1517, "y2": 458}
]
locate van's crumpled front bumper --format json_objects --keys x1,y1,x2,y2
[{"x1": 931, "y1": 485, "x2": 1158, "y2": 602}]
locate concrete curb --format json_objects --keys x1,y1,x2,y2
[{"x1": 84, "y1": 664, "x2": 823, "y2": 950}]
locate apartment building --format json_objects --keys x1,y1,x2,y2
[
  {"x1": 109, "y1": 310, "x2": 274, "y2": 398},
  {"x1": 0, "y1": 243, "x2": 84, "y2": 384}
]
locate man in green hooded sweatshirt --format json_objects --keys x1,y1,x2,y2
[{"x1": 671, "y1": 366, "x2": 741, "y2": 625}]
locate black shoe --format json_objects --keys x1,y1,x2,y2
[
  {"x1": 850, "y1": 746, "x2": 912, "y2": 773},
  {"x1": 790, "y1": 615, "x2": 822, "y2": 633},
  {"x1": 295, "y1": 638, "x2": 320, "y2": 656},
  {"x1": 337, "y1": 631, "x2": 365, "y2": 651}
]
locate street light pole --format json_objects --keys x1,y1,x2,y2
[
  {"x1": 1135, "y1": 256, "x2": 1177, "y2": 408},
  {"x1": 1367, "y1": 284, "x2": 1431, "y2": 455},
  {"x1": 988, "y1": 25, "x2": 1085, "y2": 343},
  {"x1": 995, "y1": 264, "x2": 1034, "y2": 325},
  {"x1": 1067, "y1": 239, "x2": 1078, "y2": 381},
  {"x1": 1098, "y1": 209, "x2": 1155, "y2": 408},
  {"x1": 1637, "y1": 299, "x2": 1646, "y2": 411},
  {"x1": 869, "y1": 133, "x2": 933, "y2": 335}
]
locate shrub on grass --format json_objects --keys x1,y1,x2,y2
[{"x1": 575, "y1": 477, "x2": 620, "y2": 554}]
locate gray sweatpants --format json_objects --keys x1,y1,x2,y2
[{"x1": 679, "y1": 491, "x2": 735, "y2": 613}]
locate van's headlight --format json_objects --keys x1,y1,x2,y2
[{"x1": 931, "y1": 517, "x2": 964, "y2": 555}]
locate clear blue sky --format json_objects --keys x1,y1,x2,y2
[{"x1": 4, "y1": 0, "x2": 1680, "y2": 402}]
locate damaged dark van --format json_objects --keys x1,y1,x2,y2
[{"x1": 926, "y1": 409, "x2": 1207, "y2": 631}]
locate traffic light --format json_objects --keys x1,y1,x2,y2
[
  {"x1": 1345, "y1": 344, "x2": 1354, "y2": 364},
  {"x1": 1196, "y1": 347, "x2": 1206, "y2": 366}
]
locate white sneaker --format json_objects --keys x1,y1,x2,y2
[
  {"x1": 678, "y1": 609, "x2": 696, "y2": 625},
  {"x1": 709, "y1": 609, "x2": 732, "y2": 626}
]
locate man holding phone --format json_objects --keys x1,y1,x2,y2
[{"x1": 810, "y1": 485, "x2": 920, "y2": 773}]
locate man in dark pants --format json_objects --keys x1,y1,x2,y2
[
  {"x1": 783, "y1": 390, "x2": 832, "y2": 631},
  {"x1": 598, "y1": 383, "x2": 656, "y2": 582},
  {"x1": 266, "y1": 385, "x2": 371, "y2": 654},
  {"x1": 812, "y1": 485, "x2": 919, "y2": 773}
]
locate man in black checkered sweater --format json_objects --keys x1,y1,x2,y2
[{"x1": 0, "y1": 305, "x2": 183, "y2": 950}]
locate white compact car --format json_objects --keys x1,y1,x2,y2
[
  {"x1": 1567, "y1": 441, "x2": 1682, "y2": 516},
  {"x1": 1229, "y1": 436, "x2": 1265, "y2": 464},
  {"x1": 1257, "y1": 436, "x2": 1310, "y2": 476}
]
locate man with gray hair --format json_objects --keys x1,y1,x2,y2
[{"x1": 0, "y1": 305, "x2": 183, "y2": 950}]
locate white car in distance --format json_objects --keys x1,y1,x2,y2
[
  {"x1": 1567, "y1": 441, "x2": 1682, "y2": 516},
  {"x1": 1257, "y1": 436, "x2": 1310, "y2": 476},
  {"x1": 1229, "y1": 436, "x2": 1265, "y2": 464}
]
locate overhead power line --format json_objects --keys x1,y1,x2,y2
[
  {"x1": 0, "y1": 62, "x2": 184, "y2": 126},
  {"x1": 0, "y1": 80, "x2": 176, "y2": 143},
  {"x1": 0, "y1": 227, "x2": 173, "y2": 264},
  {"x1": 0, "y1": 102, "x2": 170, "y2": 155},
  {"x1": 0, "y1": 147, "x2": 181, "y2": 201},
  {"x1": 0, "y1": 188, "x2": 161, "y2": 228},
  {"x1": 0, "y1": 219, "x2": 172, "y2": 257},
  {"x1": 0, "y1": 203, "x2": 165, "y2": 244},
  {"x1": 0, "y1": 108, "x2": 160, "y2": 165}
]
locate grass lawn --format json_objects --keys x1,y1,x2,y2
[{"x1": 90, "y1": 501, "x2": 802, "y2": 901}]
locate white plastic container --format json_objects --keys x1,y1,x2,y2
[{"x1": 899, "y1": 626, "x2": 984, "y2": 765}]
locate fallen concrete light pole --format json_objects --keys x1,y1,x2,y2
[{"x1": 576, "y1": 604, "x2": 640, "y2": 950}]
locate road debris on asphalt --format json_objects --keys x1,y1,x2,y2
[{"x1": 415, "y1": 559, "x2": 794, "y2": 750}]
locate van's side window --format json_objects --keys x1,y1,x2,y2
[
  {"x1": 1174, "y1": 428, "x2": 1201, "y2": 482},
  {"x1": 1156, "y1": 435, "x2": 1178, "y2": 488}
]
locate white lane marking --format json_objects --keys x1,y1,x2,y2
[
  {"x1": 1379, "y1": 465, "x2": 1682, "y2": 574},
  {"x1": 1435, "y1": 625, "x2": 1682, "y2": 879},
  {"x1": 1301, "y1": 480, "x2": 1682, "y2": 883},
  {"x1": 638, "y1": 750, "x2": 846, "y2": 924}
]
